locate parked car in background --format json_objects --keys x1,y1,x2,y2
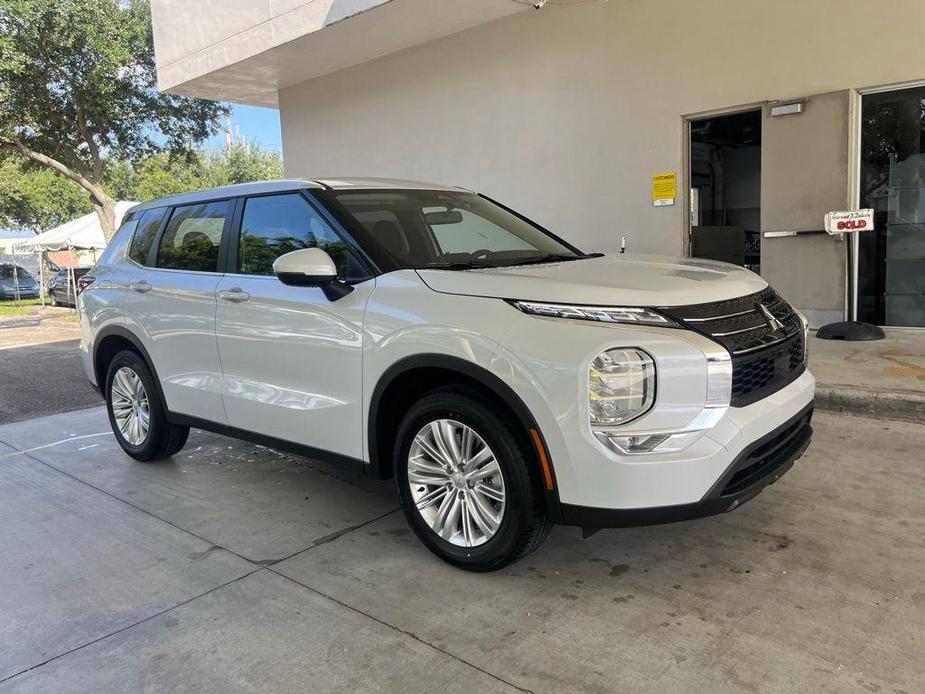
[
  {"x1": 0, "y1": 264, "x2": 39, "y2": 300},
  {"x1": 78, "y1": 178, "x2": 815, "y2": 571},
  {"x1": 47, "y1": 267, "x2": 92, "y2": 306}
]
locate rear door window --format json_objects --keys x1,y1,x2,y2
[{"x1": 155, "y1": 201, "x2": 231, "y2": 272}]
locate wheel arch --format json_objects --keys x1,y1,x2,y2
[
  {"x1": 367, "y1": 354, "x2": 562, "y2": 521},
  {"x1": 93, "y1": 326, "x2": 168, "y2": 407}
]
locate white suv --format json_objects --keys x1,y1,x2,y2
[{"x1": 78, "y1": 178, "x2": 814, "y2": 571}]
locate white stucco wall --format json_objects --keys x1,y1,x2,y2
[{"x1": 278, "y1": 0, "x2": 925, "y2": 258}]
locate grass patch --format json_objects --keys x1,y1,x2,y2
[{"x1": 0, "y1": 297, "x2": 43, "y2": 316}]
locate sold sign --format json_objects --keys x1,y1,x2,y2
[{"x1": 824, "y1": 209, "x2": 874, "y2": 235}]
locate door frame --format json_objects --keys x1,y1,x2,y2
[
  {"x1": 681, "y1": 101, "x2": 767, "y2": 257},
  {"x1": 850, "y1": 78, "x2": 925, "y2": 329}
]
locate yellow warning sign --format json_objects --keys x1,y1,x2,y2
[{"x1": 651, "y1": 171, "x2": 677, "y2": 206}]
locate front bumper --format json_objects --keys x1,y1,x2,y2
[{"x1": 560, "y1": 402, "x2": 813, "y2": 528}]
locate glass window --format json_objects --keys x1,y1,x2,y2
[
  {"x1": 424, "y1": 207, "x2": 534, "y2": 254},
  {"x1": 96, "y1": 215, "x2": 136, "y2": 266},
  {"x1": 238, "y1": 193, "x2": 351, "y2": 277},
  {"x1": 0, "y1": 265, "x2": 33, "y2": 280},
  {"x1": 335, "y1": 190, "x2": 583, "y2": 270},
  {"x1": 156, "y1": 201, "x2": 230, "y2": 272},
  {"x1": 859, "y1": 86, "x2": 925, "y2": 327},
  {"x1": 127, "y1": 209, "x2": 166, "y2": 266}
]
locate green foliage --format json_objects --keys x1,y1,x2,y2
[
  {"x1": 0, "y1": 0, "x2": 224, "y2": 176},
  {"x1": 203, "y1": 141, "x2": 285, "y2": 189},
  {"x1": 0, "y1": 156, "x2": 92, "y2": 230},
  {"x1": 108, "y1": 141, "x2": 285, "y2": 202},
  {"x1": 0, "y1": 0, "x2": 225, "y2": 237},
  {"x1": 0, "y1": 141, "x2": 283, "y2": 231}
]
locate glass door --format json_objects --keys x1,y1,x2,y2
[{"x1": 859, "y1": 85, "x2": 925, "y2": 327}]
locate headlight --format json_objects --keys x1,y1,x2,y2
[
  {"x1": 510, "y1": 301, "x2": 678, "y2": 327},
  {"x1": 589, "y1": 348, "x2": 655, "y2": 425}
]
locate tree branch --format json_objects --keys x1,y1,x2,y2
[{"x1": 0, "y1": 137, "x2": 111, "y2": 207}]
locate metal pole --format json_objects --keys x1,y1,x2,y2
[
  {"x1": 849, "y1": 230, "x2": 860, "y2": 322},
  {"x1": 67, "y1": 247, "x2": 77, "y2": 314},
  {"x1": 39, "y1": 251, "x2": 46, "y2": 309},
  {"x1": 11, "y1": 252, "x2": 20, "y2": 307}
]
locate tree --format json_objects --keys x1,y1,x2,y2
[
  {"x1": 0, "y1": 0, "x2": 224, "y2": 239},
  {"x1": 0, "y1": 156, "x2": 93, "y2": 230},
  {"x1": 108, "y1": 141, "x2": 284, "y2": 202}
]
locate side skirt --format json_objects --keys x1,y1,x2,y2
[{"x1": 167, "y1": 412, "x2": 368, "y2": 475}]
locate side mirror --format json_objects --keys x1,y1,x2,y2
[{"x1": 272, "y1": 248, "x2": 353, "y2": 300}]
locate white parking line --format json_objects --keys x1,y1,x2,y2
[{"x1": 0, "y1": 432, "x2": 112, "y2": 460}]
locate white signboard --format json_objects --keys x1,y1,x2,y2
[{"x1": 824, "y1": 209, "x2": 874, "y2": 235}]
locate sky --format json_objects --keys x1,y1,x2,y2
[{"x1": 207, "y1": 104, "x2": 282, "y2": 151}]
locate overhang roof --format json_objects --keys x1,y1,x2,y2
[{"x1": 152, "y1": 0, "x2": 527, "y2": 108}]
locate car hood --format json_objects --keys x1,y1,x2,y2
[{"x1": 416, "y1": 253, "x2": 767, "y2": 307}]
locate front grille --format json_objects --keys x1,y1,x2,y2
[{"x1": 660, "y1": 287, "x2": 806, "y2": 407}]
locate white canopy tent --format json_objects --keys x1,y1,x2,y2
[
  {"x1": 11, "y1": 201, "x2": 138, "y2": 308},
  {"x1": 13, "y1": 201, "x2": 138, "y2": 253}
]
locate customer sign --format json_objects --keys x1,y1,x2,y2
[{"x1": 651, "y1": 171, "x2": 676, "y2": 206}]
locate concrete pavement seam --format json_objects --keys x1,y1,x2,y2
[
  {"x1": 0, "y1": 568, "x2": 264, "y2": 685},
  {"x1": 2, "y1": 438, "x2": 522, "y2": 689},
  {"x1": 265, "y1": 566, "x2": 535, "y2": 694},
  {"x1": 8, "y1": 443, "x2": 397, "y2": 569}
]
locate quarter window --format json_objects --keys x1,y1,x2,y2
[
  {"x1": 128, "y1": 208, "x2": 166, "y2": 266},
  {"x1": 238, "y1": 193, "x2": 351, "y2": 277},
  {"x1": 156, "y1": 201, "x2": 230, "y2": 272}
]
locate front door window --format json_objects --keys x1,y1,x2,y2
[{"x1": 859, "y1": 85, "x2": 925, "y2": 327}]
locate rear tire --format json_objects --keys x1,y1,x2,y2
[
  {"x1": 394, "y1": 386, "x2": 552, "y2": 571},
  {"x1": 105, "y1": 350, "x2": 189, "y2": 461}
]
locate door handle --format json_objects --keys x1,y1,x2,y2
[
  {"x1": 130, "y1": 280, "x2": 152, "y2": 293},
  {"x1": 219, "y1": 288, "x2": 250, "y2": 303}
]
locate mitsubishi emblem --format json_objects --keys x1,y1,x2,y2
[{"x1": 757, "y1": 303, "x2": 784, "y2": 332}]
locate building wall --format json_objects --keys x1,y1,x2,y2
[{"x1": 278, "y1": 0, "x2": 925, "y2": 318}]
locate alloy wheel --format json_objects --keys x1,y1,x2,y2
[
  {"x1": 110, "y1": 366, "x2": 150, "y2": 447},
  {"x1": 407, "y1": 419, "x2": 506, "y2": 547}
]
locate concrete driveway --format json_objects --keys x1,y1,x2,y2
[{"x1": 0, "y1": 407, "x2": 922, "y2": 693}]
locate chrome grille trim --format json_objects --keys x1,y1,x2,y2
[{"x1": 658, "y1": 288, "x2": 807, "y2": 406}]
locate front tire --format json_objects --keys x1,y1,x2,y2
[
  {"x1": 394, "y1": 387, "x2": 552, "y2": 571},
  {"x1": 105, "y1": 350, "x2": 189, "y2": 461}
]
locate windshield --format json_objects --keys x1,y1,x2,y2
[
  {"x1": 0, "y1": 266, "x2": 34, "y2": 281},
  {"x1": 333, "y1": 190, "x2": 590, "y2": 270}
]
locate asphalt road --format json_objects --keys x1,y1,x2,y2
[{"x1": 0, "y1": 338, "x2": 101, "y2": 424}]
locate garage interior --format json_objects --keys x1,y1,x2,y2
[{"x1": 689, "y1": 110, "x2": 762, "y2": 272}]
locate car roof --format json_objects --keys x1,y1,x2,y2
[{"x1": 129, "y1": 177, "x2": 467, "y2": 213}]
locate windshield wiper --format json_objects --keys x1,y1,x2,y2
[
  {"x1": 419, "y1": 260, "x2": 494, "y2": 271},
  {"x1": 506, "y1": 252, "x2": 602, "y2": 267}
]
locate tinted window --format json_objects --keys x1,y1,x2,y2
[
  {"x1": 238, "y1": 193, "x2": 351, "y2": 277},
  {"x1": 128, "y1": 209, "x2": 166, "y2": 266},
  {"x1": 156, "y1": 201, "x2": 230, "y2": 272}
]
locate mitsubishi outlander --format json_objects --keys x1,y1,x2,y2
[{"x1": 78, "y1": 179, "x2": 814, "y2": 571}]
